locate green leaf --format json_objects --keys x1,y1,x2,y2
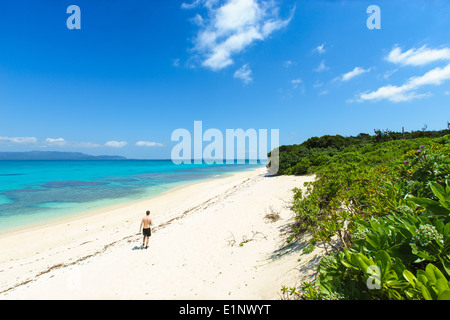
[
  {"x1": 366, "y1": 233, "x2": 381, "y2": 250},
  {"x1": 413, "y1": 249, "x2": 437, "y2": 262},
  {"x1": 439, "y1": 256, "x2": 450, "y2": 277},
  {"x1": 375, "y1": 250, "x2": 392, "y2": 276},
  {"x1": 403, "y1": 269, "x2": 417, "y2": 286},
  {"x1": 392, "y1": 258, "x2": 407, "y2": 278},
  {"x1": 355, "y1": 253, "x2": 375, "y2": 274},
  {"x1": 417, "y1": 271, "x2": 428, "y2": 286},
  {"x1": 421, "y1": 286, "x2": 433, "y2": 300},
  {"x1": 387, "y1": 289, "x2": 403, "y2": 300},
  {"x1": 404, "y1": 290, "x2": 415, "y2": 299},
  {"x1": 424, "y1": 265, "x2": 438, "y2": 285},
  {"x1": 386, "y1": 279, "x2": 409, "y2": 290},
  {"x1": 388, "y1": 243, "x2": 414, "y2": 262},
  {"x1": 425, "y1": 264, "x2": 446, "y2": 285},
  {"x1": 430, "y1": 182, "x2": 450, "y2": 203},
  {"x1": 408, "y1": 198, "x2": 450, "y2": 216},
  {"x1": 436, "y1": 279, "x2": 449, "y2": 294},
  {"x1": 444, "y1": 223, "x2": 450, "y2": 237},
  {"x1": 437, "y1": 290, "x2": 450, "y2": 300}
]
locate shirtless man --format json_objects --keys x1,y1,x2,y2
[{"x1": 139, "y1": 210, "x2": 153, "y2": 249}]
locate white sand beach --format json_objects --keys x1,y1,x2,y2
[{"x1": 0, "y1": 167, "x2": 321, "y2": 300}]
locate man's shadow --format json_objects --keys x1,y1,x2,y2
[{"x1": 132, "y1": 246, "x2": 146, "y2": 251}]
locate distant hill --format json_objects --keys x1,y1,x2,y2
[{"x1": 0, "y1": 151, "x2": 127, "y2": 160}]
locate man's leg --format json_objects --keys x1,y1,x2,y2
[{"x1": 146, "y1": 236, "x2": 150, "y2": 248}]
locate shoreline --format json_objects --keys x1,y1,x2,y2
[
  {"x1": 0, "y1": 167, "x2": 320, "y2": 299},
  {"x1": 0, "y1": 166, "x2": 260, "y2": 237}
]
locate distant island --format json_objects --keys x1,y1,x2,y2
[{"x1": 0, "y1": 151, "x2": 127, "y2": 160}]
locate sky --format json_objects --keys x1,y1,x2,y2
[{"x1": 0, "y1": 0, "x2": 449, "y2": 159}]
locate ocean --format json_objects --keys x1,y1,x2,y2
[{"x1": 0, "y1": 160, "x2": 262, "y2": 234}]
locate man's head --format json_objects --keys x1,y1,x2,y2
[{"x1": 146, "y1": 210, "x2": 150, "y2": 216}]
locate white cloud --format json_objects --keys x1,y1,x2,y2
[
  {"x1": 386, "y1": 45, "x2": 450, "y2": 66},
  {"x1": 234, "y1": 64, "x2": 253, "y2": 84},
  {"x1": 383, "y1": 68, "x2": 398, "y2": 80},
  {"x1": 314, "y1": 60, "x2": 329, "y2": 72},
  {"x1": 283, "y1": 60, "x2": 293, "y2": 68},
  {"x1": 136, "y1": 141, "x2": 163, "y2": 147},
  {"x1": 355, "y1": 63, "x2": 450, "y2": 102},
  {"x1": 290, "y1": 78, "x2": 305, "y2": 94},
  {"x1": 181, "y1": 0, "x2": 203, "y2": 9},
  {"x1": 313, "y1": 81, "x2": 323, "y2": 88},
  {"x1": 46, "y1": 138, "x2": 66, "y2": 146},
  {"x1": 105, "y1": 141, "x2": 127, "y2": 148},
  {"x1": 0, "y1": 136, "x2": 38, "y2": 144},
  {"x1": 339, "y1": 67, "x2": 371, "y2": 82},
  {"x1": 291, "y1": 78, "x2": 302, "y2": 88},
  {"x1": 187, "y1": 0, "x2": 295, "y2": 71},
  {"x1": 172, "y1": 58, "x2": 180, "y2": 67},
  {"x1": 313, "y1": 43, "x2": 326, "y2": 55},
  {"x1": 190, "y1": 13, "x2": 205, "y2": 26},
  {"x1": 73, "y1": 142, "x2": 101, "y2": 148}
]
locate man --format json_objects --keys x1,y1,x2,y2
[{"x1": 139, "y1": 210, "x2": 153, "y2": 249}]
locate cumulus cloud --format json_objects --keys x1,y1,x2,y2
[
  {"x1": 0, "y1": 136, "x2": 38, "y2": 144},
  {"x1": 72, "y1": 141, "x2": 100, "y2": 148},
  {"x1": 234, "y1": 64, "x2": 253, "y2": 84},
  {"x1": 339, "y1": 67, "x2": 371, "y2": 82},
  {"x1": 314, "y1": 61, "x2": 329, "y2": 72},
  {"x1": 291, "y1": 78, "x2": 302, "y2": 88},
  {"x1": 46, "y1": 138, "x2": 66, "y2": 146},
  {"x1": 105, "y1": 141, "x2": 127, "y2": 148},
  {"x1": 386, "y1": 45, "x2": 450, "y2": 66},
  {"x1": 181, "y1": 0, "x2": 203, "y2": 9},
  {"x1": 185, "y1": 0, "x2": 295, "y2": 71},
  {"x1": 136, "y1": 141, "x2": 163, "y2": 147},
  {"x1": 283, "y1": 60, "x2": 293, "y2": 68},
  {"x1": 355, "y1": 63, "x2": 450, "y2": 102},
  {"x1": 313, "y1": 43, "x2": 326, "y2": 55},
  {"x1": 172, "y1": 58, "x2": 181, "y2": 67}
]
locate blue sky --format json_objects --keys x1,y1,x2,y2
[{"x1": 0, "y1": 0, "x2": 449, "y2": 159}]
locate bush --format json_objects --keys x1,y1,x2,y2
[{"x1": 283, "y1": 133, "x2": 450, "y2": 300}]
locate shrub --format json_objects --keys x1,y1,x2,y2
[{"x1": 283, "y1": 133, "x2": 450, "y2": 300}]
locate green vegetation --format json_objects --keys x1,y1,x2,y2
[{"x1": 275, "y1": 128, "x2": 450, "y2": 300}]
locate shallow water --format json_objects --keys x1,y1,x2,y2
[{"x1": 0, "y1": 160, "x2": 262, "y2": 233}]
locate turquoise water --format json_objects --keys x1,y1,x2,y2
[{"x1": 0, "y1": 160, "x2": 262, "y2": 233}]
